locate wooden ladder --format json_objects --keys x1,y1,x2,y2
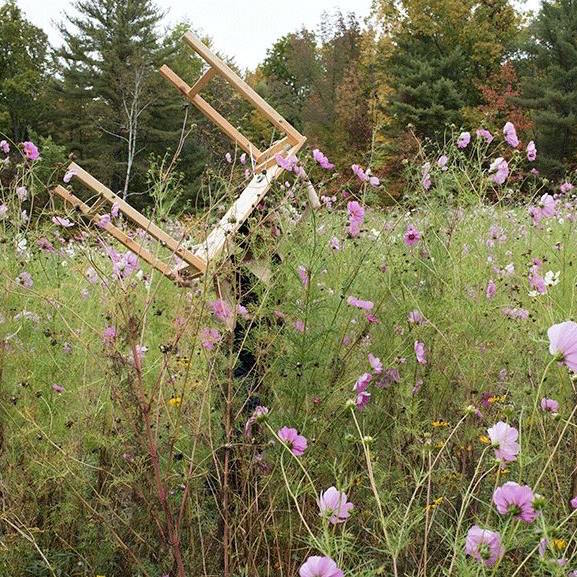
[{"x1": 51, "y1": 32, "x2": 319, "y2": 286}]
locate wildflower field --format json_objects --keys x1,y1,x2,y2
[{"x1": 2, "y1": 124, "x2": 577, "y2": 577}]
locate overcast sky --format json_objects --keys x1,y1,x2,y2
[{"x1": 17, "y1": 0, "x2": 375, "y2": 70}]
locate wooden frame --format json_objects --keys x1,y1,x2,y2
[{"x1": 51, "y1": 33, "x2": 319, "y2": 286}]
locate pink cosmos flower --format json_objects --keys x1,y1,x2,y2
[
  {"x1": 108, "y1": 249, "x2": 139, "y2": 279},
  {"x1": 476, "y1": 128, "x2": 494, "y2": 143},
  {"x1": 560, "y1": 182, "x2": 574, "y2": 194},
  {"x1": 493, "y1": 481, "x2": 538, "y2": 522},
  {"x1": 408, "y1": 310, "x2": 425, "y2": 324},
  {"x1": 318, "y1": 487, "x2": 354, "y2": 524},
  {"x1": 211, "y1": 299, "x2": 233, "y2": 323},
  {"x1": 225, "y1": 152, "x2": 232, "y2": 164},
  {"x1": 487, "y1": 421, "x2": 520, "y2": 462},
  {"x1": 527, "y1": 141, "x2": 537, "y2": 161},
  {"x1": 312, "y1": 148, "x2": 334, "y2": 170},
  {"x1": 244, "y1": 405, "x2": 269, "y2": 438},
  {"x1": 37, "y1": 237, "x2": 55, "y2": 253},
  {"x1": 503, "y1": 122, "x2": 519, "y2": 148},
  {"x1": 465, "y1": 525, "x2": 504, "y2": 567},
  {"x1": 352, "y1": 164, "x2": 368, "y2": 182},
  {"x1": 294, "y1": 319, "x2": 305, "y2": 333},
  {"x1": 200, "y1": 327, "x2": 221, "y2": 350},
  {"x1": 52, "y1": 216, "x2": 74, "y2": 228},
  {"x1": 16, "y1": 186, "x2": 28, "y2": 201},
  {"x1": 548, "y1": 321, "x2": 577, "y2": 371},
  {"x1": 404, "y1": 224, "x2": 421, "y2": 247},
  {"x1": 437, "y1": 155, "x2": 448, "y2": 170},
  {"x1": 368, "y1": 353, "x2": 383, "y2": 373},
  {"x1": 422, "y1": 171, "x2": 432, "y2": 190},
  {"x1": 502, "y1": 307, "x2": 529, "y2": 320},
  {"x1": 570, "y1": 496, "x2": 577, "y2": 509},
  {"x1": 457, "y1": 132, "x2": 471, "y2": 149},
  {"x1": 347, "y1": 295, "x2": 374, "y2": 311},
  {"x1": 489, "y1": 157, "x2": 509, "y2": 185},
  {"x1": 52, "y1": 383, "x2": 65, "y2": 393},
  {"x1": 102, "y1": 326, "x2": 116, "y2": 345},
  {"x1": 16, "y1": 271, "x2": 33, "y2": 288},
  {"x1": 0, "y1": 140, "x2": 9, "y2": 154},
  {"x1": 539, "y1": 193, "x2": 557, "y2": 218},
  {"x1": 486, "y1": 279, "x2": 496, "y2": 299},
  {"x1": 354, "y1": 372, "x2": 372, "y2": 410},
  {"x1": 329, "y1": 237, "x2": 340, "y2": 251},
  {"x1": 240, "y1": 153, "x2": 247, "y2": 165},
  {"x1": 414, "y1": 340, "x2": 426, "y2": 365},
  {"x1": 278, "y1": 426, "x2": 308, "y2": 456},
  {"x1": 540, "y1": 397, "x2": 559, "y2": 413},
  {"x1": 23, "y1": 141, "x2": 40, "y2": 160},
  {"x1": 298, "y1": 265, "x2": 309, "y2": 287},
  {"x1": 63, "y1": 169, "x2": 76, "y2": 183},
  {"x1": 347, "y1": 200, "x2": 365, "y2": 238},
  {"x1": 111, "y1": 202, "x2": 120, "y2": 218},
  {"x1": 299, "y1": 556, "x2": 343, "y2": 577}
]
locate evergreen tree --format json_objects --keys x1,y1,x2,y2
[
  {"x1": 519, "y1": 0, "x2": 577, "y2": 175},
  {"x1": 0, "y1": 0, "x2": 50, "y2": 141},
  {"x1": 53, "y1": 0, "x2": 188, "y2": 199}
]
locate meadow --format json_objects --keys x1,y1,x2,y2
[{"x1": 2, "y1": 127, "x2": 577, "y2": 577}]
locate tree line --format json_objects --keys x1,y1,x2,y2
[{"x1": 1, "y1": 0, "x2": 576, "y2": 207}]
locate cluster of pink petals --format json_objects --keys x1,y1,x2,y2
[
  {"x1": 486, "y1": 279, "x2": 496, "y2": 299},
  {"x1": 347, "y1": 295, "x2": 374, "y2": 311},
  {"x1": 102, "y1": 326, "x2": 116, "y2": 345},
  {"x1": 347, "y1": 200, "x2": 365, "y2": 237},
  {"x1": 107, "y1": 248, "x2": 139, "y2": 279},
  {"x1": 528, "y1": 261, "x2": 547, "y2": 294},
  {"x1": 278, "y1": 426, "x2": 308, "y2": 456},
  {"x1": 210, "y1": 299, "x2": 233, "y2": 323},
  {"x1": 318, "y1": 486, "x2": 354, "y2": 524},
  {"x1": 16, "y1": 271, "x2": 33, "y2": 289},
  {"x1": 312, "y1": 149, "x2": 334, "y2": 170},
  {"x1": 403, "y1": 224, "x2": 421, "y2": 247},
  {"x1": 200, "y1": 327, "x2": 221, "y2": 350},
  {"x1": 299, "y1": 556, "x2": 343, "y2": 577},
  {"x1": 503, "y1": 122, "x2": 519, "y2": 148},
  {"x1": 502, "y1": 306, "x2": 529, "y2": 320},
  {"x1": 560, "y1": 182, "x2": 574, "y2": 194},
  {"x1": 353, "y1": 372, "x2": 372, "y2": 409},
  {"x1": 275, "y1": 154, "x2": 304, "y2": 177},
  {"x1": 487, "y1": 421, "x2": 520, "y2": 463},
  {"x1": 0, "y1": 140, "x2": 9, "y2": 154},
  {"x1": 476, "y1": 128, "x2": 494, "y2": 143},
  {"x1": 465, "y1": 525, "x2": 504, "y2": 567},
  {"x1": 457, "y1": 132, "x2": 471, "y2": 149},
  {"x1": 527, "y1": 140, "x2": 537, "y2": 161},
  {"x1": 408, "y1": 309, "x2": 426, "y2": 324},
  {"x1": 414, "y1": 340, "x2": 427, "y2": 365},
  {"x1": 540, "y1": 397, "x2": 559, "y2": 413},
  {"x1": 548, "y1": 321, "x2": 577, "y2": 371},
  {"x1": 489, "y1": 157, "x2": 509, "y2": 185},
  {"x1": 298, "y1": 265, "x2": 309, "y2": 287},
  {"x1": 493, "y1": 481, "x2": 538, "y2": 522},
  {"x1": 22, "y1": 141, "x2": 40, "y2": 161},
  {"x1": 52, "y1": 216, "x2": 74, "y2": 228},
  {"x1": 421, "y1": 162, "x2": 432, "y2": 190},
  {"x1": 352, "y1": 164, "x2": 380, "y2": 187}
]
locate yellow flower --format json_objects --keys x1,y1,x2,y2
[
  {"x1": 553, "y1": 538, "x2": 567, "y2": 551},
  {"x1": 426, "y1": 496, "x2": 444, "y2": 511},
  {"x1": 168, "y1": 396, "x2": 182, "y2": 408},
  {"x1": 432, "y1": 419, "x2": 449, "y2": 428},
  {"x1": 479, "y1": 434, "x2": 490, "y2": 445}
]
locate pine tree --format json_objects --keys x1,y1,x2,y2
[
  {"x1": 519, "y1": 0, "x2": 577, "y2": 175},
  {"x1": 53, "y1": 0, "x2": 186, "y2": 199},
  {"x1": 0, "y1": 0, "x2": 50, "y2": 141}
]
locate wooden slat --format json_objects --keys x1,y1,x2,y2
[
  {"x1": 52, "y1": 186, "x2": 173, "y2": 276},
  {"x1": 160, "y1": 65, "x2": 261, "y2": 157},
  {"x1": 182, "y1": 32, "x2": 304, "y2": 145},
  {"x1": 194, "y1": 143, "x2": 304, "y2": 262},
  {"x1": 66, "y1": 162, "x2": 207, "y2": 274},
  {"x1": 254, "y1": 136, "x2": 295, "y2": 173},
  {"x1": 188, "y1": 67, "x2": 217, "y2": 98}
]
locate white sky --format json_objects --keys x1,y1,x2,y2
[{"x1": 17, "y1": 0, "x2": 375, "y2": 70}]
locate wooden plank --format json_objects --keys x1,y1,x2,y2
[
  {"x1": 160, "y1": 65, "x2": 261, "y2": 156},
  {"x1": 66, "y1": 162, "x2": 207, "y2": 274},
  {"x1": 194, "y1": 144, "x2": 303, "y2": 262},
  {"x1": 254, "y1": 136, "x2": 295, "y2": 173},
  {"x1": 182, "y1": 32, "x2": 305, "y2": 144},
  {"x1": 52, "y1": 186, "x2": 173, "y2": 276},
  {"x1": 188, "y1": 67, "x2": 217, "y2": 98}
]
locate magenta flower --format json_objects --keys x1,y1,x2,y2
[
  {"x1": 354, "y1": 372, "x2": 372, "y2": 410},
  {"x1": 299, "y1": 556, "x2": 343, "y2": 577},
  {"x1": 200, "y1": 327, "x2": 221, "y2": 350},
  {"x1": 211, "y1": 299, "x2": 233, "y2": 323},
  {"x1": 52, "y1": 383, "x2": 65, "y2": 394},
  {"x1": 408, "y1": 309, "x2": 425, "y2": 324},
  {"x1": 476, "y1": 128, "x2": 494, "y2": 143},
  {"x1": 63, "y1": 169, "x2": 76, "y2": 183},
  {"x1": 489, "y1": 157, "x2": 509, "y2": 185},
  {"x1": 539, "y1": 193, "x2": 557, "y2": 218},
  {"x1": 312, "y1": 148, "x2": 334, "y2": 170},
  {"x1": 352, "y1": 164, "x2": 368, "y2": 182},
  {"x1": 548, "y1": 321, "x2": 577, "y2": 371},
  {"x1": 318, "y1": 487, "x2": 354, "y2": 524},
  {"x1": 560, "y1": 182, "x2": 574, "y2": 194},
  {"x1": 415, "y1": 341, "x2": 427, "y2": 365},
  {"x1": 347, "y1": 200, "x2": 365, "y2": 238},
  {"x1": 16, "y1": 271, "x2": 33, "y2": 289},
  {"x1": 437, "y1": 155, "x2": 448, "y2": 170},
  {"x1": 527, "y1": 141, "x2": 537, "y2": 161},
  {"x1": 347, "y1": 295, "x2": 374, "y2": 311},
  {"x1": 540, "y1": 397, "x2": 559, "y2": 413},
  {"x1": 486, "y1": 279, "x2": 496, "y2": 299},
  {"x1": 403, "y1": 224, "x2": 421, "y2": 247},
  {"x1": 487, "y1": 421, "x2": 520, "y2": 463},
  {"x1": 570, "y1": 496, "x2": 577, "y2": 509},
  {"x1": 355, "y1": 389, "x2": 371, "y2": 410},
  {"x1": 465, "y1": 525, "x2": 504, "y2": 567},
  {"x1": 278, "y1": 426, "x2": 308, "y2": 456},
  {"x1": 457, "y1": 132, "x2": 471, "y2": 149},
  {"x1": 368, "y1": 353, "x2": 383, "y2": 373},
  {"x1": 0, "y1": 140, "x2": 9, "y2": 154},
  {"x1": 493, "y1": 481, "x2": 538, "y2": 522},
  {"x1": 102, "y1": 326, "x2": 116, "y2": 345},
  {"x1": 298, "y1": 265, "x2": 309, "y2": 287},
  {"x1": 503, "y1": 122, "x2": 519, "y2": 148},
  {"x1": 22, "y1": 141, "x2": 40, "y2": 160},
  {"x1": 52, "y1": 216, "x2": 74, "y2": 228}
]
